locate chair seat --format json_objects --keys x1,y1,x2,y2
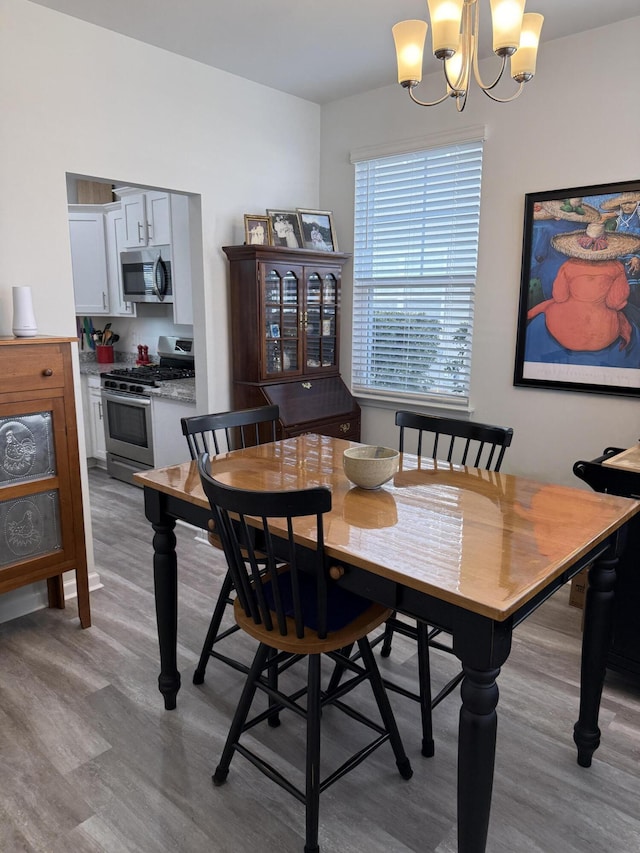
[{"x1": 235, "y1": 587, "x2": 392, "y2": 656}]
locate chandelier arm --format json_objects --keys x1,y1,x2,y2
[
  {"x1": 472, "y1": 51, "x2": 508, "y2": 93},
  {"x1": 480, "y1": 82, "x2": 525, "y2": 104},
  {"x1": 406, "y1": 85, "x2": 451, "y2": 108}
]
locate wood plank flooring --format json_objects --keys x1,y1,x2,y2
[{"x1": 1, "y1": 467, "x2": 639, "y2": 852}]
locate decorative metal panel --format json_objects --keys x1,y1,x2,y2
[
  {"x1": 0, "y1": 412, "x2": 56, "y2": 486},
  {"x1": 0, "y1": 491, "x2": 62, "y2": 567}
]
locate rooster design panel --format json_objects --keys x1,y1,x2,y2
[
  {"x1": 0, "y1": 414, "x2": 55, "y2": 484},
  {"x1": 1, "y1": 493, "x2": 61, "y2": 565}
]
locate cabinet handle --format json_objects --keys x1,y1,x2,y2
[
  {"x1": 137, "y1": 222, "x2": 144, "y2": 242},
  {"x1": 299, "y1": 311, "x2": 308, "y2": 331},
  {"x1": 339, "y1": 422, "x2": 350, "y2": 433},
  {"x1": 102, "y1": 292, "x2": 108, "y2": 310},
  {"x1": 98, "y1": 402, "x2": 103, "y2": 420},
  {"x1": 329, "y1": 565, "x2": 345, "y2": 580},
  {"x1": 42, "y1": 368, "x2": 53, "y2": 377},
  {"x1": 147, "y1": 221, "x2": 153, "y2": 239}
]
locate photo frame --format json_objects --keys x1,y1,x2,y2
[
  {"x1": 244, "y1": 214, "x2": 271, "y2": 246},
  {"x1": 514, "y1": 180, "x2": 640, "y2": 398},
  {"x1": 266, "y1": 210, "x2": 304, "y2": 249},
  {"x1": 268, "y1": 323, "x2": 280, "y2": 338},
  {"x1": 297, "y1": 209, "x2": 338, "y2": 252}
]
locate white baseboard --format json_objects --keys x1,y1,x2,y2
[{"x1": 0, "y1": 570, "x2": 103, "y2": 626}]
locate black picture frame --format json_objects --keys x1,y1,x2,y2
[{"x1": 514, "y1": 180, "x2": 640, "y2": 397}]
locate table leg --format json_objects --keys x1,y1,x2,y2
[
  {"x1": 573, "y1": 544, "x2": 617, "y2": 767},
  {"x1": 152, "y1": 518, "x2": 181, "y2": 710},
  {"x1": 457, "y1": 664, "x2": 500, "y2": 853}
]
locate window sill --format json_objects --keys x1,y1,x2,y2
[{"x1": 354, "y1": 391, "x2": 475, "y2": 417}]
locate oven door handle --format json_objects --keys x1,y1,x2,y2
[{"x1": 102, "y1": 389, "x2": 152, "y2": 407}]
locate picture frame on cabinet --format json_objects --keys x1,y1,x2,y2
[
  {"x1": 514, "y1": 179, "x2": 640, "y2": 398},
  {"x1": 244, "y1": 214, "x2": 271, "y2": 246},
  {"x1": 297, "y1": 209, "x2": 338, "y2": 252},
  {"x1": 266, "y1": 209, "x2": 304, "y2": 249}
]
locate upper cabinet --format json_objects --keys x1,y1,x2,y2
[
  {"x1": 69, "y1": 189, "x2": 193, "y2": 325},
  {"x1": 260, "y1": 262, "x2": 340, "y2": 380},
  {"x1": 68, "y1": 207, "x2": 109, "y2": 315},
  {"x1": 104, "y1": 203, "x2": 135, "y2": 316},
  {"x1": 68, "y1": 204, "x2": 135, "y2": 318},
  {"x1": 120, "y1": 189, "x2": 171, "y2": 248}
]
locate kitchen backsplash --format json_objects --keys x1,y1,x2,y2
[{"x1": 78, "y1": 307, "x2": 193, "y2": 362}]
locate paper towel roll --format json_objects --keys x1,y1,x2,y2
[{"x1": 12, "y1": 286, "x2": 38, "y2": 337}]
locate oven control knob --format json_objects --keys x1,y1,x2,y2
[
  {"x1": 119, "y1": 383, "x2": 128, "y2": 391},
  {"x1": 134, "y1": 386, "x2": 143, "y2": 394}
]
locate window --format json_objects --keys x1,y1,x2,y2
[{"x1": 351, "y1": 135, "x2": 484, "y2": 407}]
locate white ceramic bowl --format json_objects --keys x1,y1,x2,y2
[{"x1": 343, "y1": 445, "x2": 400, "y2": 490}]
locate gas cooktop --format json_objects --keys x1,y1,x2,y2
[{"x1": 102, "y1": 365, "x2": 195, "y2": 386}]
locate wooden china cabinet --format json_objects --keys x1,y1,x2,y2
[
  {"x1": 223, "y1": 245, "x2": 360, "y2": 440},
  {"x1": 0, "y1": 337, "x2": 90, "y2": 627}
]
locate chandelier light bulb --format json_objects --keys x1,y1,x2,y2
[
  {"x1": 426, "y1": 0, "x2": 464, "y2": 58},
  {"x1": 392, "y1": 20, "x2": 428, "y2": 85},
  {"x1": 489, "y1": 0, "x2": 526, "y2": 55},
  {"x1": 511, "y1": 12, "x2": 544, "y2": 82}
]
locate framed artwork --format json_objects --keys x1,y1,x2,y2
[
  {"x1": 297, "y1": 209, "x2": 338, "y2": 252},
  {"x1": 244, "y1": 214, "x2": 271, "y2": 246},
  {"x1": 514, "y1": 180, "x2": 640, "y2": 397},
  {"x1": 266, "y1": 210, "x2": 304, "y2": 249}
]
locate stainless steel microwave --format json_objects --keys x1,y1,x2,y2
[{"x1": 121, "y1": 245, "x2": 173, "y2": 303}]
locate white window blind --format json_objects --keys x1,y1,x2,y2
[{"x1": 352, "y1": 139, "x2": 483, "y2": 406}]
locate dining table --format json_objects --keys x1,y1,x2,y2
[{"x1": 134, "y1": 433, "x2": 640, "y2": 853}]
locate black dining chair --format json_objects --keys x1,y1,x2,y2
[
  {"x1": 383, "y1": 411, "x2": 514, "y2": 756},
  {"x1": 181, "y1": 404, "x2": 279, "y2": 684},
  {"x1": 198, "y1": 453, "x2": 413, "y2": 853}
]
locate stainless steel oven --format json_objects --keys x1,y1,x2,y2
[
  {"x1": 100, "y1": 335, "x2": 195, "y2": 485},
  {"x1": 103, "y1": 388, "x2": 154, "y2": 482}
]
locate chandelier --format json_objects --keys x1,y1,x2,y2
[{"x1": 392, "y1": 0, "x2": 544, "y2": 112}]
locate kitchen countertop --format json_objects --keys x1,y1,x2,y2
[{"x1": 79, "y1": 354, "x2": 196, "y2": 404}]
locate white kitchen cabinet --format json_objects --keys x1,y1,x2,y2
[
  {"x1": 104, "y1": 203, "x2": 136, "y2": 317},
  {"x1": 120, "y1": 189, "x2": 171, "y2": 248},
  {"x1": 69, "y1": 207, "x2": 109, "y2": 315},
  {"x1": 81, "y1": 375, "x2": 106, "y2": 466},
  {"x1": 146, "y1": 192, "x2": 172, "y2": 245},
  {"x1": 170, "y1": 193, "x2": 194, "y2": 326},
  {"x1": 151, "y1": 396, "x2": 196, "y2": 468}
]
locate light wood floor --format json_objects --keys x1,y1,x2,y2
[{"x1": 1, "y1": 467, "x2": 640, "y2": 852}]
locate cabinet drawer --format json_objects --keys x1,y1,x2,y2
[
  {"x1": 315, "y1": 417, "x2": 361, "y2": 441},
  {"x1": 286, "y1": 416, "x2": 361, "y2": 442},
  {"x1": 4, "y1": 345, "x2": 65, "y2": 393}
]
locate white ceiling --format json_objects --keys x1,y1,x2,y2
[{"x1": 27, "y1": 0, "x2": 640, "y2": 104}]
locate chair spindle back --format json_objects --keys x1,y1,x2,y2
[
  {"x1": 396, "y1": 411, "x2": 513, "y2": 472},
  {"x1": 198, "y1": 453, "x2": 333, "y2": 639},
  {"x1": 182, "y1": 405, "x2": 279, "y2": 459}
]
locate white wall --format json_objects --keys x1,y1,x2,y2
[
  {"x1": 321, "y1": 17, "x2": 640, "y2": 486},
  {"x1": 0, "y1": 0, "x2": 321, "y2": 619}
]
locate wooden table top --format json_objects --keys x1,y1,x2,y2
[{"x1": 135, "y1": 434, "x2": 640, "y2": 622}]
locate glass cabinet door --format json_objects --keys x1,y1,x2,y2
[
  {"x1": 262, "y1": 266, "x2": 302, "y2": 377},
  {"x1": 304, "y1": 271, "x2": 338, "y2": 372}
]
